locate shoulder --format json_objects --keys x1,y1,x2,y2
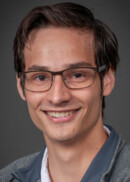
[
  {"x1": 117, "y1": 143, "x2": 130, "y2": 166},
  {"x1": 0, "y1": 152, "x2": 40, "y2": 181},
  {"x1": 119, "y1": 143, "x2": 130, "y2": 157},
  {"x1": 110, "y1": 143, "x2": 130, "y2": 181}
]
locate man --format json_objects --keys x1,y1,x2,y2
[{"x1": 0, "y1": 2, "x2": 130, "y2": 182}]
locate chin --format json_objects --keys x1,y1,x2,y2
[{"x1": 44, "y1": 129, "x2": 78, "y2": 144}]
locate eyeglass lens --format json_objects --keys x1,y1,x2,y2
[{"x1": 23, "y1": 68, "x2": 96, "y2": 92}]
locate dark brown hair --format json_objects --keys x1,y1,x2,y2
[{"x1": 13, "y1": 2, "x2": 119, "y2": 112}]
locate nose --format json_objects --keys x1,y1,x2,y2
[{"x1": 46, "y1": 75, "x2": 72, "y2": 106}]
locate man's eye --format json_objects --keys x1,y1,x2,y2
[
  {"x1": 30, "y1": 73, "x2": 49, "y2": 82},
  {"x1": 73, "y1": 73, "x2": 84, "y2": 78},
  {"x1": 68, "y1": 71, "x2": 90, "y2": 82},
  {"x1": 72, "y1": 72, "x2": 87, "y2": 79},
  {"x1": 36, "y1": 75, "x2": 46, "y2": 81}
]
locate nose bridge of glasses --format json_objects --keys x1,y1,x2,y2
[
  {"x1": 49, "y1": 71, "x2": 68, "y2": 92},
  {"x1": 51, "y1": 70, "x2": 66, "y2": 81}
]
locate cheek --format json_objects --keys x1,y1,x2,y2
[
  {"x1": 73, "y1": 85, "x2": 101, "y2": 108},
  {"x1": 25, "y1": 92, "x2": 44, "y2": 109},
  {"x1": 86, "y1": 85, "x2": 102, "y2": 121},
  {"x1": 76, "y1": 81, "x2": 102, "y2": 119},
  {"x1": 25, "y1": 92, "x2": 46, "y2": 129}
]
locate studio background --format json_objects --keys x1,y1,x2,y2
[{"x1": 0, "y1": 0, "x2": 130, "y2": 169}]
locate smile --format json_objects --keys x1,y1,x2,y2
[{"x1": 46, "y1": 109, "x2": 79, "y2": 118}]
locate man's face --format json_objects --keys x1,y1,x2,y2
[{"x1": 17, "y1": 27, "x2": 113, "y2": 144}]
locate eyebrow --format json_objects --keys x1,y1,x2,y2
[
  {"x1": 64, "y1": 62, "x2": 92, "y2": 69},
  {"x1": 27, "y1": 61, "x2": 93, "y2": 71},
  {"x1": 27, "y1": 65, "x2": 49, "y2": 71}
]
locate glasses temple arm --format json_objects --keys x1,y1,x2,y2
[{"x1": 98, "y1": 65, "x2": 106, "y2": 72}]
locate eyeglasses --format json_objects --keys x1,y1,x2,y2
[{"x1": 18, "y1": 65, "x2": 106, "y2": 92}]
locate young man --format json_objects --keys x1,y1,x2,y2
[{"x1": 0, "y1": 2, "x2": 130, "y2": 182}]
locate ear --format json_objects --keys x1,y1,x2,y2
[
  {"x1": 103, "y1": 68, "x2": 115, "y2": 96},
  {"x1": 16, "y1": 75, "x2": 26, "y2": 101}
]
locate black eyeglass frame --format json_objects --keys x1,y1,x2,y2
[{"x1": 18, "y1": 65, "x2": 106, "y2": 92}]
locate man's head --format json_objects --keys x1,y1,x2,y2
[
  {"x1": 14, "y1": 2, "x2": 118, "y2": 142},
  {"x1": 14, "y1": 2, "x2": 119, "y2": 113}
]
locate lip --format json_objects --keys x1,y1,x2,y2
[{"x1": 43, "y1": 108, "x2": 80, "y2": 123}]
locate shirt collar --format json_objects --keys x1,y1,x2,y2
[
  {"x1": 81, "y1": 125, "x2": 119, "y2": 182},
  {"x1": 12, "y1": 147, "x2": 45, "y2": 182},
  {"x1": 41, "y1": 148, "x2": 51, "y2": 182}
]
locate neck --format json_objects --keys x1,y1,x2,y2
[{"x1": 44, "y1": 123, "x2": 107, "y2": 182}]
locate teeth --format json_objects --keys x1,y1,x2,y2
[{"x1": 47, "y1": 111, "x2": 75, "y2": 118}]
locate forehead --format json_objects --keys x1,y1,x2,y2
[
  {"x1": 24, "y1": 27, "x2": 95, "y2": 70},
  {"x1": 27, "y1": 26, "x2": 94, "y2": 42}
]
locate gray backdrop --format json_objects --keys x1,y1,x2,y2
[{"x1": 0, "y1": 0, "x2": 130, "y2": 169}]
